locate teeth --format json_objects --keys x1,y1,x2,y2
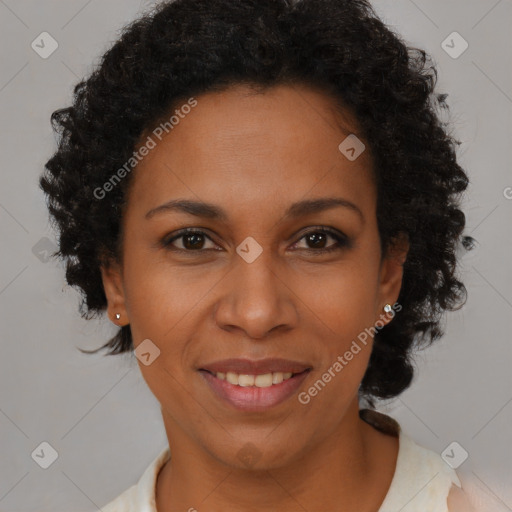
[
  {"x1": 238, "y1": 374, "x2": 255, "y2": 387},
  {"x1": 272, "y1": 372, "x2": 283, "y2": 384},
  {"x1": 218, "y1": 371, "x2": 294, "y2": 387}
]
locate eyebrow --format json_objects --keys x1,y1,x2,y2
[{"x1": 145, "y1": 197, "x2": 364, "y2": 223}]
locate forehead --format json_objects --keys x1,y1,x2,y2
[{"x1": 128, "y1": 83, "x2": 375, "y2": 217}]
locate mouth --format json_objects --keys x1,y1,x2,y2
[
  {"x1": 199, "y1": 368, "x2": 308, "y2": 387},
  {"x1": 198, "y1": 368, "x2": 312, "y2": 411}
]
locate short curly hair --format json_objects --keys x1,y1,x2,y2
[{"x1": 40, "y1": 0, "x2": 474, "y2": 404}]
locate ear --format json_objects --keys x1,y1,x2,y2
[
  {"x1": 376, "y1": 232, "x2": 409, "y2": 323},
  {"x1": 100, "y1": 259, "x2": 129, "y2": 326}
]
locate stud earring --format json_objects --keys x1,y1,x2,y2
[
  {"x1": 115, "y1": 313, "x2": 121, "y2": 320},
  {"x1": 383, "y1": 304, "x2": 392, "y2": 313}
]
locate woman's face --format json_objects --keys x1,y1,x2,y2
[{"x1": 102, "y1": 83, "x2": 406, "y2": 468}]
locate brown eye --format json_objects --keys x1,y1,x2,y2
[
  {"x1": 180, "y1": 232, "x2": 207, "y2": 250},
  {"x1": 161, "y1": 226, "x2": 350, "y2": 255},
  {"x1": 162, "y1": 229, "x2": 217, "y2": 251},
  {"x1": 304, "y1": 232, "x2": 330, "y2": 249},
  {"x1": 292, "y1": 227, "x2": 350, "y2": 254}
]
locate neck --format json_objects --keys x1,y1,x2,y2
[{"x1": 156, "y1": 399, "x2": 398, "y2": 512}]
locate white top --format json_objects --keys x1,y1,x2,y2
[{"x1": 101, "y1": 410, "x2": 464, "y2": 512}]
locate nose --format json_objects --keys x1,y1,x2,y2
[{"x1": 213, "y1": 248, "x2": 299, "y2": 340}]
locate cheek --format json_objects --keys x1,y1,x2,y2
[
  {"x1": 121, "y1": 249, "x2": 223, "y2": 406},
  {"x1": 122, "y1": 246, "x2": 218, "y2": 342},
  {"x1": 293, "y1": 251, "x2": 380, "y2": 404},
  {"x1": 299, "y1": 254, "x2": 381, "y2": 340},
  {"x1": 297, "y1": 274, "x2": 376, "y2": 414}
]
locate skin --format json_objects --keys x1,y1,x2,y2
[{"x1": 101, "y1": 83, "x2": 410, "y2": 511}]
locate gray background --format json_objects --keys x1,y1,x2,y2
[{"x1": 0, "y1": 0, "x2": 511, "y2": 511}]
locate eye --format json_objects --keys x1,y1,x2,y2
[
  {"x1": 162, "y1": 228, "x2": 219, "y2": 252},
  {"x1": 291, "y1": 227, "x2": 350, "y2": 254},
  {"x1": 161, "y1": 226, "x2": 350, "y2": 254}
]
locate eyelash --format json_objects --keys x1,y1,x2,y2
[{"x1": 161, "y1": 226, "x2": 350, "y2": 255}]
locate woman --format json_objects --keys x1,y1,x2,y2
[{"x1": 40, "y1": 0, "x2": 476, "y2": 510}]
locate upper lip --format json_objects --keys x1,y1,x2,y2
[{"x1": 199, "y1": 358, "x2": 312, "y2": 375}]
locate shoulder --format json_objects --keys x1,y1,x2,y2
[
  {"x1": 100, "y1": 446, "x2": 171, "y2": 512},
  {"x1": 360, "y1": 409, "x2": 469, "y2": 512},
  {"x1": 447, "y1": 483, "x2": 476, "y2": 512}
]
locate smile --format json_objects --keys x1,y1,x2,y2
[
  {"x1": 199, "y1": 368, "x2": 311, "y2": 411},
  {"x1": 214, "y1": 370, "x2": 295, "y2": 387}
]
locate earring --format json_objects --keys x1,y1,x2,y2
[
  {"x1": 115, "y1": 313, "x2": 121, "y2": 320},
  {"x1": 383, "y1": 304, "x2": 392, "y2": 313}
]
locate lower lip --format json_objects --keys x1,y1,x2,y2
[{"x1": 199, "y1": 370, "x2": 311, "y2": 412}]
